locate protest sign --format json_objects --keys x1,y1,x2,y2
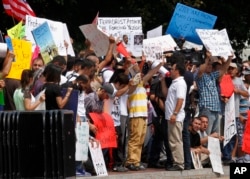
[
  {"x1": 89, "y1": 142, "x2": 108, "y2": 176},
  {"x1": 0, "y1": 43, "x2": 7, "y2": 58},
  {"x1": 190, "y1": 150, "x2": 203, "y2": 169},
  {"x1": 75, "y1": 122, "x2": 89, "y2": 161},
  {"x1": 242, "y1": 110, "x2": 250, "y2": 154},
  {"x1": 208, "y1": 137, "x2": 224, "y2": 174},
  {"x1": 89, "y1": 112, "x2": 117, "y2": 148},
  {"x1": 224, "y1": 94, "x2": 237, "y2": 147},
  {"x1": 32, "y1": 21, "x2": 58, "y2": 64},
  {"x1": 7, "y1": 21, "x2": 23, "y2": 39},
  {"x1": 25, "y1": 15, "x2": 73, "y2": 57},
  {"x1": 166, "y1": 3, "x2": 217, "y2": 44},
  {"x1": 196, "y1": 29, "x2": 232, "y2": 58},
  {"x1": 79, "y1": 24, "x2": 109, "y2": 57},
  {"x1": 182, "y1": 40, "x2": 203, "y2": 51},
  {"x1": 63, "y1": 23, "x2": 75, "y2": 57},
  {"x1": 97, "y1": 17, "x2": 142, "y2": 38},
  {"x1": 147, "y1": 25, "x2": 162, "y2": 39},
  {"x1": 143, "y1": 34, "x2": 177, "y2": 62},
  {"x1": 6, "y1": 39, "x2": 32, "y2": 80}
]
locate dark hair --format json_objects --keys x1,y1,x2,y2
[
  {"x1": 43, "y1": 64, "x2": 61, "y2": 83},
  {"x1": 81, "y1": 59, "x2": 95, "y2": 69},
  {"x1": 198, "y1": 114, "x2": 209, "y2": 120},
  {"x1": 20, "y1": 69, "x2": 34, "y2": 89},
  {"x1": 174, "y1": 62, "x2": 186, "y2": 76},
  {"x1": 112, "y1": 73, "x2": 129, "y2": 85},
  {"x1": 51, "y1": 55, "x2": 66, "y2": 66},
  {"x1": 76, "y1": 74, "x2": 89, "y2": 84}
]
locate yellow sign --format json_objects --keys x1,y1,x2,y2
[
  {"x1": 6, "y1": 39, "x2": 32, "y2": 80},
  {"x1": 7, "y1": 21, "x2": 23, "y2": 39}
]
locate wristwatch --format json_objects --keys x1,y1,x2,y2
[{"x1": 173, "y1": 112, "x2": 178, "y2": 115}]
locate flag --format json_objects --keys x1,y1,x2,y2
[
  {"x1": 2, "y1": 0, "x2": 36, "y2": 21},
  {"x1": 92, "y1": 11, "x2": 99, "y2": 24}
]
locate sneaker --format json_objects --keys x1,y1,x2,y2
[
  {"x1": 112, "y1": 166, "x2": 129, "y2": 172},
  {"x1": 126, "y1": 164, "x2": 139, "y2": 171},
  {"x1": 76, "y1": 168, "x2": 92, "y2": 177}
]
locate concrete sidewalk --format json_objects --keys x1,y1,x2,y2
[{"x1": 77, "y1": 166, "x2": 229, "y2": 179}]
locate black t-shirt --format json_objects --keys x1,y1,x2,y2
[
  {"x1": 43, "y1": 83, "x2": 62, "y2": 110},
  {"x1": 190, "y1": 131, "x2": 201, "y2": 148}
]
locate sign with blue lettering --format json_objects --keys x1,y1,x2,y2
[{"x1": 165, "y1": 3, "x2": 217, "y2": 44}]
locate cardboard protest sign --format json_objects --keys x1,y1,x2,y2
[
  {"x1": 88, "y1": 142, "x2": 108, "y2": 176},
  {"x1": 166, "y1": 3, "x2": 217, "y2": 44},
  {"x1": 32, "y1": 21, "x2": 58, "y2": 64},
  {"x1": 89, "y1": 112, "x2": 117, "y2": 148},
  {"x1": 7, "y1": 21, "x2": 23, "y2": 39},
  {"x1": 6, "y1": 39, "x2": 32, "y2": 80},
  {"x1": 224, "y1": 94, "x2": 237, "y2": 147},
  {"x1": 196, "y1": 29, "x2": 232, "y2": 58},
  {"x1": 79, "y1": 24, "x2": 109, "y2": 57},
  {"x1": 242, "y1": 110, "x2": 250, "y2": 154},
  {"x1": 208, "y1": 137, "x2": 224, "y2": 174},
  {"x1": 143, "y1": 34, "x2": 177, "y2": 62},
  {"x1": 97, "y1": 17, "x2": 142, "y2": 38},
  {"x1": 25, "y1": 15, "x2": 74, "y2": 57},
  {"x1": 75, "y1": 122, "x2": 89, "y2": 161}
]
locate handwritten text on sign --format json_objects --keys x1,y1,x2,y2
[
  {"x1": 166, "y1": 3, "x2": 217, "y2": 44},
  {"x1": 6, "y1": 39, "x2": 32, "y2": 80}
]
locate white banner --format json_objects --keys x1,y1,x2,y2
[
  {"x1": 97, "y1": 17, "x2": 142, "y2": 38},
  {"x1": 224, "y1": 94, "x2": 237, "y2": 146},
  {"x1": 196, "y1": 29, "x2": 232, "y2": 58},
  {"x1": 143, "y1": 34, "x2": 177, "y2": 62},
  {"x1": 25, "y1": 15, "x2": 75, "y2": 56},
  {"x1": 208, "y1": 137, "x2": 224, "y2": 174}
]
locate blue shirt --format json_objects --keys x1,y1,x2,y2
[{"x1": 195, "y1": 71, "x2": 221, "y2": 112}]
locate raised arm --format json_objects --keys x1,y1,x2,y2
[
  {"x1": 0, "y1": 50, "x2": 15, "y2": 79},
  {"x1": 98, "y1": 35, "x2": 116, "y2": 71}
]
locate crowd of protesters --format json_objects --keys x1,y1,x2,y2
[{"x1": 1, "y1": 34, "x2": 250, "y2": 177}]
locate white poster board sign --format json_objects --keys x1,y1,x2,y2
[
  {"x1": 143, "y1": 34, "x2": 177, "y2": 62},
  {"x1": 196, "y1": 29, "x2": 232, "y2": 58},
  {"x1": 97, "y1": 17, "x2": 142, "y2": 38},
  {"x1": 25, "y1": 15, "x2": 74, "y2": 56},
  {"x1": 75, "y1": 122, "x2": 89, "y2": 161},
  {"x1": 89, "y1": 141, "x2": 108, "y2": 176},
  {"x1": 147, "y1": 25, "x2": 162, "y2": 39},
  {"x1": 79, "y1": 24, "x2": 109, "y2": 57},
  {"x1": 224, "y1": 94, "x2": 237, "y2": 147},
  {"x1": 208, "y1": 136, "x2": 224, "y2": 174}
]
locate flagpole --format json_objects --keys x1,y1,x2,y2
[{"x1": 11, "y1": 15, "x2": 16, "y2": 25}]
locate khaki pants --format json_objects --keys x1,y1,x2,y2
[
  {"x1": 126, "y1": 117, "x2": 147, "y2": 166},
  {"x1": 168, "y1": 121, "x2": 184, "y2": 169}
]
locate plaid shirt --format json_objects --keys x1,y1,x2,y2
[{"x1": 195, "y1": 71, "x2": 221, "y2": 112}]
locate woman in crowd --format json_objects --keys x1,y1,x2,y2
[{"x1": 13, "y1": 69, "x2": 45, "y2": 110}]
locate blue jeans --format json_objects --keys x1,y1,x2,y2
[
  {"x1": 222, "y1": 134, "x2": 236, "y2": 161},
  {"x1": 182, "y1": 109, "x2": 192, "y2": 168},
  {"x1": 199, "y1": 107, "x2": 220, "y2": 135}
]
